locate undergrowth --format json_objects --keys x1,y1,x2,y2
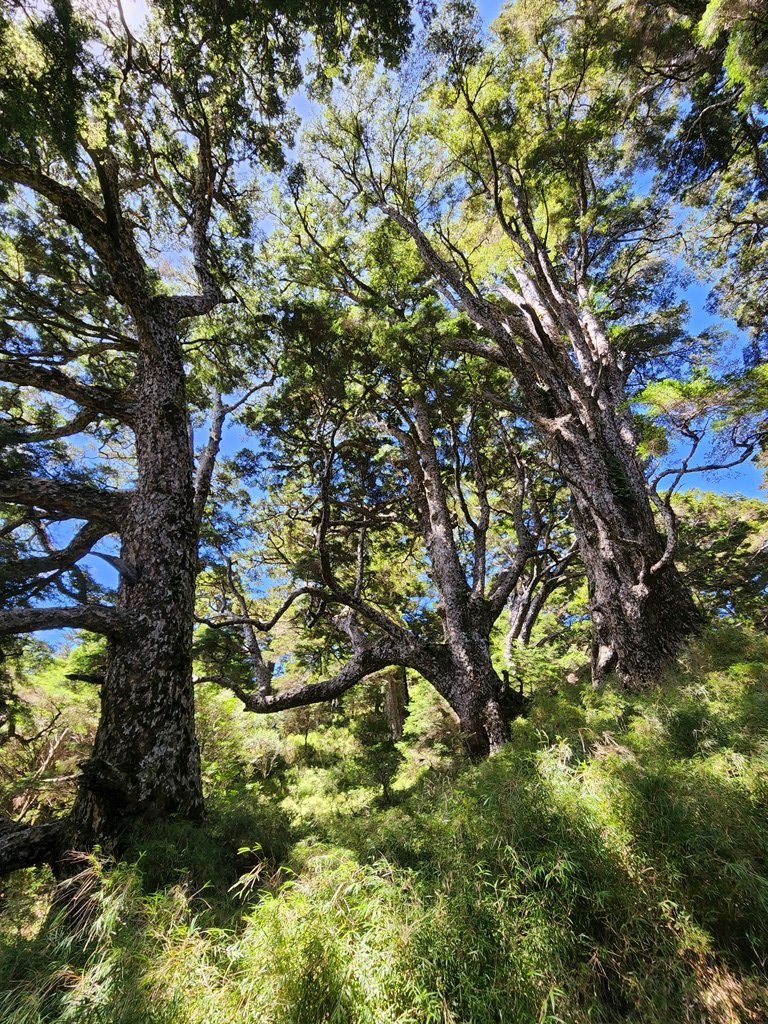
[{"x1": 1, "y1": 623, "x2": 767, "y2": 1023}]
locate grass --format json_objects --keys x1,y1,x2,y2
[{"x1": 1, "y1": 622, "x2": 767, "y2": 1022}]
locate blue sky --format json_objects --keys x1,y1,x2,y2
[{"x1": 478, "y1": 0, "x2": 505, "y2": 24}]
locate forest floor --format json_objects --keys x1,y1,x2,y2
[{"x1": 2, "y1": 622, "x2": 768, "y2": 1023}]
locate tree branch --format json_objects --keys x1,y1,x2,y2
[
  {"x1": 0, "y1": 156, "x2": 149, "y2": 311},
  {"x1": 225, "y1": 558, "x2": 274, "y2": 695},
  {"x1": 443, "y1": 336, "x2": 509, "y2": 366},
  {"x1": 485, "y1": 544, "x2": 535, "y2": 623},
  {"x1": 156, "y1": 130, "x2": 225, "y2": 320},
  {"x1": 0, "y1": 361, "x2": 135, "y2": 425},
  {"x1": 0, "y1": 478, "x2": 130, "y2": 530},
  {"x1": 1, "y1": 521, "x2": 107, "y2": 582},
  {"x1": 192, "y1": 379, "x2": 275, "y2": 526},
  {"x1": 315, "y1": 440, "x2": 411, "y2": 641},
  {"x1": 0, "y1": 605, "x2": 131, "y2": 638},
  {"x1": 220, "y1": 640, "x2": 396, "y2": 713},
  {"x1": 20, "y1": 407, "x2": 102, "y2": 442},
  {"x1": 0, "y1": 815, "x2": 63, "y2": 875},
  {"x1": 196, "y1": 585, "x2": 327, "y2": 633},
  {"x1": 649, "y1": 434, "x2": 756, "y2": 576},
  {"x1": 193, "y1": 393, "x2": 227, "y2": 527}
]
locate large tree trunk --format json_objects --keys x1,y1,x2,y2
[
  {"x1": 491, "y1": 272, "x2": 703, "y2": 689},
  {"x1": 60, "y1": 322, "x2": 203, "y2": 865},
  {"x1": 568, "y1": 475, "x2": 701, "y2": 688},
  {"x1": 445, "y1": 656, "x2": 518, "y2": 759},
  {"x1": 417, "y1": 639, "x2": 523, "y2": 759},
  {"x1": 547, "y1": 408, "x2": 702, "y2": 688}
]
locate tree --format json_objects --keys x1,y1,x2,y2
[
  {"x1": 195, "y1": 300, "x2": 585, "y2": 755},
  {"x1": 0, "y1": 0, "x2": 414, "y2": 875},
  {"x1": 288, "y1": 0, "x2": 712, "y2": 688}
]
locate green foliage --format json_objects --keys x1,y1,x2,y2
[
  {"x1": 350, "y1": 705, "x2": 404, "y2": 805},
  {"x1": 698, "y1": 0, "x2": 768, "y2": 109},
  {"x1": 0, "y1": 0, "x2": 98, "y2": 163},
  {"x1": 674, "y1": 489, "x2": 768, "y2": 624},
  {"x1": 3, "y1": 624, "x2": 768, "y2": 1022},
  {"x1": 0, "y1": 639, "x2": 99, "y2": 824}
]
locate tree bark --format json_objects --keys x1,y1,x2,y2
[
  {"x1": 527, "y1": 336, "x2": 703, "y2": 686},
  {"x1": 384, "y1": 666, "x2": 409, "y2": 741},
  {"x1": 444, "y1": 649, "x2": 521, "y2": 759},
  {"x1": 61, "y1": 320, "x2": 203, "y2": 864},
  {"x1": 563, "y1": 436, "x2": 702, "y2": 686},
  {"x1": 407, "y1": 639, "x2": 522, "y2": 759},
  {"x1": 0, "y1": 817, "x2": 63, "y2": 875}
]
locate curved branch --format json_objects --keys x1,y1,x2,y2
[
  {"x1": 0, "y1": 605, "x2": 131, "y2": 638},
  {"x1": 0, "y1": 478, "x2": 130, "y2": 530},
  {"x1": 0, "y1": 158, "x2": 107, "y2": 247},
  {"x1": 649, "y1": 436, "x2": 756, "y2": 576},
  {"x1": 0, "y1": 361, "x2": 135, "y2": 425},
  {"x1": 193, "y1": 382, "x2": 277, "y2": 526},
  {"x1": 22, "y1": 407, "x2": 101, "y2": 442},
  {"x1": 1, "y1": 521, "x2": 108, "y2": 582},
  {"x1": 443, "y1": 336, "x2": 509, "y2": 366},
  {"x1": 196, "y1": 585, "x2": 327, "y2": 632},
  {"x1": 219, "y1": 640, "x2": 396, "y2": 713},
  {"x1": 193, "y1": 393, "x2": 227, "y2": 527},
  {"x1": 651, "y1": 442, "x2": 756, "y2": 494}
]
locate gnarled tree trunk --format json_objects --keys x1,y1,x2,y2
[
  {"x1": 445, "y1": 665, "x2": 513, "y2": 759},
  {"x1": 380, "y1": 172, "x2": 703, "y2": 691},
  {"x1": 559, "y1": 426, "x2": 701, "y2": 686},
  {"x1": 61, "y1": 321, "x2": 203, "y2": 865},
  {"x1": 412, "y1": 637, "x2": 523, "y2": 760}
]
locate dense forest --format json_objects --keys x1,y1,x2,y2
[{"x1": 0, "y1": 0, "x2": 767, "y2": 1020}]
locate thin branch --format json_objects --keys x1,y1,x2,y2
[
  {"x1": 65, "y1": 672, "x2": 105, "y2": 685},
  {"x1": 224, "y1": 558, "x2": 274, "y2": 695},
  {"x1": 192, "y1": 378, "x2": 275, "y2": 526},
  {"x1": 649, "y1": 435, "x2": 756, "y2": 576},
  {"x1": 196, "y1": 585, "x2": 327, "y2": 633},
  {"x1": 193, "y1": 392, "x2": 227, "y2": 527}
]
